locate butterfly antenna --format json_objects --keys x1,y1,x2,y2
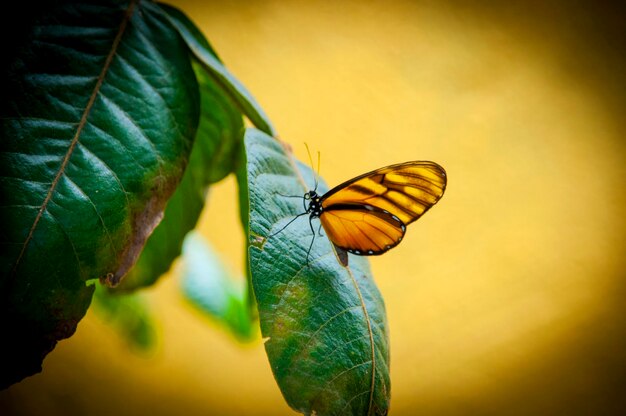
[
  {"x1": 304, "y1": 142, "x2": 318, "y2": 191},
  {"x1": 268, "y1": 212, "x2": 307, "y2": 238},
  {"x1": 315, "y1": 150, "x2": 321, "y2": 192}
]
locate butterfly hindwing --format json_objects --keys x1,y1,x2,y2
[{"x1": 320, "y1": 203, "x2": 407, "y2": 255}]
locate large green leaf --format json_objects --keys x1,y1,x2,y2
[
  {"x1": 116, "y1": 58, "x2": 245, "y2": 291},
  {"x1": 0, "y1": 0, "x2": 199, "y2": 387},
  {"x1": 157, "y1": 2, "x2": 276, "y2": 136},
  {"x1": 245, "y1": 129, "x2": 391, "y2": 415}
]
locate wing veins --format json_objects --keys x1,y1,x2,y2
[
  {"x1": 343, "y1": 215, "x2": 382, "y2": 251},
  {"x1": 324, "y1": 205, "x2": 403, "y2": 252},
  {"x1": 391, "y1": 170, "x2": 445, "y2": 181},
  {"x1": 321, "y1": 161, "x2": 444, "y2": 200},
  {"x1": 383, "y1": 179, "x2": 443, "y2": 197},
  {"x1": 355, "y1": 220, "x2": 387, "y2": 251},
  {"x1": 348, "y1": 184, "x2": 378, "y2": 196},
  {"x1": 363, "y1": 192, "x2": 423, "y2": 216},
  {"x1": 345, "y1": 213, "x2": 386, "y2": 250}
]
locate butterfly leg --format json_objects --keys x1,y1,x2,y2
[
  {"x1": 268, "y1": 211, "x2": 307, "y2": 238},
  {"x1": 317, "y1": 222, "x2": 324, "y2": 237},
  {"x1": 305, "y1": 217, "x2": 317, "y2": 264}
]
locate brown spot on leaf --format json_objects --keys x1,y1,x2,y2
[
  {"x1": 105, "y1": 193, "x2": 166, "y2": 287},
  {"x1": 105, "y1": 171, "x2": 181, "y2": 287},
  {"x1": 250, "y1": 233, "x2": 266, "y2": 250}
]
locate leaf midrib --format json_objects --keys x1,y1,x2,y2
[
  {"x1": 11, "y1": 0, "x2": 139, "y2": 277},
  {"x1": 346, "y1": 267, "x2": 377, "y2": 415}
]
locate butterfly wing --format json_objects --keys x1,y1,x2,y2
[
  {"x1": 320, "y1": 203, "x2": 406, "y2": 255},
  {"x1": 319, "y1": 161, "x2": 446, "y2": 254},
  {"x1": 321, "y1": 161, "x2": 446, "y2": 226}
]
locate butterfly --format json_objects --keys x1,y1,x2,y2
[{"x1": 272, "y1": 156, "x2": 447, "y2": 265}]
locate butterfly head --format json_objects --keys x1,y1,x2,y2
[{"x1": 304, "y1": 190, "x2": 322, "y2": 217}]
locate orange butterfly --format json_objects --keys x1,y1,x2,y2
[{"x1": 274, "y1": 160, "x2": 447, "y2": 263}]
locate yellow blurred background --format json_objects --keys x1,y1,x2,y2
[{"x1": 2, "y1": 0, "x2": 625, "y2": 414}]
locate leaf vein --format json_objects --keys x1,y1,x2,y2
[
  {"x1": 78, "y1": 142, "x2": 131, "y2": 210},
  {"x1": 114, "y1": 53, "x2": 185, "y2": 140},
  {"x1": 85, "y1": 120, "x2": 145, "y2": 171},
  {"x1": 326, "y1": 359, "x2": 373, "y2": 388},
  {"x1": 267, "y1": 251, "x2": 334, "y2": 330},
  {"x1": 63, "y1": 174, "x2": 117, "y2": 254},
  {"x1": 97, "y1": 92, "x2": 163, "y2": 170},
  {"x1": 44, "y1": 209, "x2": 84, "y2": 280},
  {"x1": 11, "y1": 0, "x2": 138, "y2": 277},
  {"x1": 339, "y1": 390, "x2": 372, "y2": 414}
]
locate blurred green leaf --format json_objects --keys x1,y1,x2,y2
[
  {"x1": 181, "y1": 231, "x2": 254, "y2": 342},
  {"x1": 0, "y1": 0, "x2": 198, "y2": 388},
  {"x1": 157, "y1": 2, "x2": 275, "y2": 136},
  {"x1": 244, "y1": 129, "x2": 391, "y2": 415},
  {"x1": 92, "y1": 284, "x2": 156, "y2": 352}
]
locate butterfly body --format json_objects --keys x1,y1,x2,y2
[
  {"x1": 298, "y1": 161, "x2": 446, "y2": 257},
  {"x1": 303, "y1": 190, "x2": 323, "y2": 217}
]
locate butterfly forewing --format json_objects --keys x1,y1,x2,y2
[
  {"x1": 320, "y1": 204, "x2": 406, "y2": 254},
  {"x1": 320, "y1": 161, "x2": 446, "y2": 226}
]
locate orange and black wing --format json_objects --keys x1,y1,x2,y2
[
  {"x1": 320, "y1": 203, "x2": 406, "y2": 255},
  {"x1": 319, "y1": 161, "x2": 446, "y2": 254}
]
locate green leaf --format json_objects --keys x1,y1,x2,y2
[
  {"x1": 92, "y1": 283, "x2": 156, "y2": 352},
  {"x1": 181, "y1": 231, "x2": 254, "y2": 342},
  {"x1": 244, "y1": 129, "x2": 391, "y2": 415},
  {"x1": 0, "y1": 0, "x2": 199, "y2": 387},
  {"x1": 116, "y1": 58, "x2": 245, "y2": 291},
  {"x1": 157, "y1": 2, "x2": 276, "y2": 136}
]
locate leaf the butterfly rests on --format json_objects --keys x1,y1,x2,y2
[{"x1": 245, "y1": 129, "x2": 390, "y2": 415}]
